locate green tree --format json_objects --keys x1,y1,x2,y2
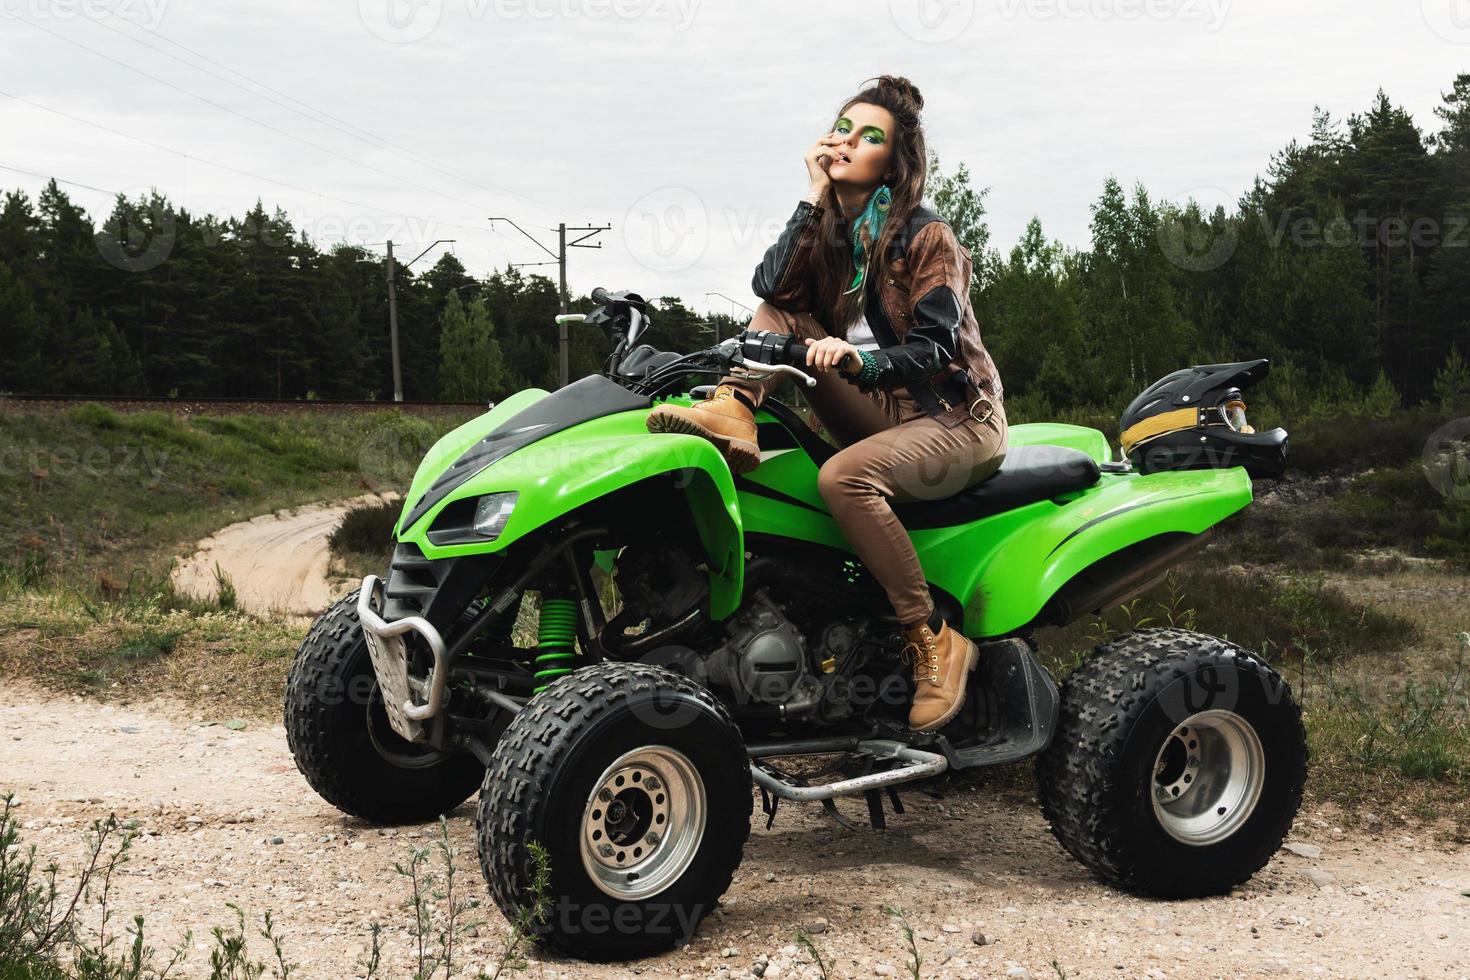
[
  {"x1": 982, "y1": 217, "x2": 1094, "y2": 409},
  {"x1": 437, "y1": 290, "x2": 505, "y2": 402},
  {"x1": 1433, "y1": 344, "x2": 1470, "y2": 410},
  {"x1": 924, "y1": 149, "x2": 991, "y2": 260},
  {"x1": 1080, "y1": 177, "x2": 1195, "y2": 401}
]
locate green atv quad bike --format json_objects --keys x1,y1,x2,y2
[{"x1": 285, "y1": 287, "x2": 1304, "y2": 961}]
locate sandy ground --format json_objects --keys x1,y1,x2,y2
[
  {"x1": 170, "y1": 493, "x2": 397, "y2": 616},
  {"x1": 3, "y1": 682, "x2": 1467, "y2": 980}
]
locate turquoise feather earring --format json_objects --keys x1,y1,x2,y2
[{"x1": 842, "y1": 184, "x2": 893, "y2": 295}]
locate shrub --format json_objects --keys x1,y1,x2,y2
[
  {"x1": 67, "y1": 402, "x2": 121, "y2": 429},
  {"x1": 329, "y1": 499, "x2": 400, "y2": 557}
]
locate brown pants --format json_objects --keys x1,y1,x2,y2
[{"x1": 722, "y1": 303, "x2": 1009, "y2": 626}]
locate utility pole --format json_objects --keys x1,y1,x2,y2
[
  {"x1": 705, "y1": 292, "x2": 756, "y2": 345},
  {"x1": 386, "y1": 241, "x2": 401, "y2": 402},
  {"x1": 558, "y1": 223, "x2": 568, "y2": 387},
  {"x1": 490, "y1": 217, "x2": 611, "y2": 388},
  {"x1": 384, "y1": 239, "x2": 455, "y2": 401}
]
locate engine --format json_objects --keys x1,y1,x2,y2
[
  {"x1": 701, "y1": 591, "x2": 822, "y2": 718},
  {"x1": 633, "y1": 589, "x2": 895, "y2": 726}
]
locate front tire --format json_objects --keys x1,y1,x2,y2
[
  {"x1": 1037, "y1": 627, "x2": 1307, "y2": 898},
  {"x1": 284, "y1": 590, "x2": 485, "y2": 824},
  {"x1": 477, "y1": 662, "x2": 751, "y2": 961}
]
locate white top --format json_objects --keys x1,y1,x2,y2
[{"x1": 846, "y1": 312, "x2": 881, "y2": 351}]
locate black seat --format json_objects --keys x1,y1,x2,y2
[
  {"x1": 744, "y1": 397, "x2": 1101, "y2": 526},
  {"x1": 891, "y1": 444, "x2": 1101, "y2": 528}
]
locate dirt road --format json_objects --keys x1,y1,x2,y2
[
  {"x1": 170, "y1": 493, "x2": 396, "y2": 616},
  {"x1": 2, "y1": 682, "x2": 1466, "y2": 980}
]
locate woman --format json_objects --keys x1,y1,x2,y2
[{"x1": 646, "y1": 75, "x2": 1007, "y2": 733}]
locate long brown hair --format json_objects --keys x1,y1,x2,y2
[{"x1": 809, "y1": 75, "x2": 928, "y2": 336}]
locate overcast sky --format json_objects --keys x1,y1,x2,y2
[{"x1": 2, "y1": 0, "x2": 1467, "y2": 315}]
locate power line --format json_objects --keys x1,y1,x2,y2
[
  {"x1": 0, "y1": 162, "x2": 118, "y2": 197},
  {"x1": 0, "y1": 156, "x2": 748, "y2": 322},
  {"x1": 76, "y1": 5, "x2": 579, "y2": 224},
  {"x1": 1, "y1": 10, "x2": 509, "y2": 221},
  {"x1": 0, "y1": 87, "x2": 504, "y2": 239},
  {"x1": 1, "y1": 89, "x2": 395, "y2": 215},
  {"x1": 0, "y1": 141, "x2": 494, "y2": 252},
  {"x1": 3, "y1": 10, "x2": 739, "y2": 301}
]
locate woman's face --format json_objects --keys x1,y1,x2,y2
[{"x1": 826, "y1": 102, "x2": 897, "y2": 189}]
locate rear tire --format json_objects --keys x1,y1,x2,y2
[
  {"x1": 477, "y1": 662, "x2": 751, "y2": 961},
  {"x1": 284, "y1": 590, "x2": 485, "y2": 824},
  {"x1": 1036, "y1": 627, "x2": 1307, "y2": 898}
]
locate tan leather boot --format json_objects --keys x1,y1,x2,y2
[
  {"x1": 900, "y1": 619, "x2": 980, "y2": 732},
  {"x1": 645, "y1": 383, "x2": 761, "y2": 474}
]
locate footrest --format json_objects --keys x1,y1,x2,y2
[
  {"x1": 749, "y1": 739, "x2": 948, "y2": 802},
  {"x1": 943, "y1": 638, "x2": 1060, "y2": 770}
]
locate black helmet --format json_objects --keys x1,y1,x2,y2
[{"x1": 1119, "y1": 359, "x2": 1289, "y2": 478}]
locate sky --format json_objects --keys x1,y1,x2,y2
[{"x1": 2, "y1": 0, "x2": 1467, "y2": 316}]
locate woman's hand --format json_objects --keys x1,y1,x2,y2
[
  {"x1": 803, "y1": 133, "x2": 848, "y2": 199},
  {"x1": 803, "y1": 336, "x2": 862, "y2": 374}
]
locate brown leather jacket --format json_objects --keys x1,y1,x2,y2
[{"x1": 751, "y1": 197, "x2": 1004, "y2": 422}]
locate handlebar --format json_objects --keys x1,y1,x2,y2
[
  {"x1": 723, "y1": 329, "x2": 817, "y2": 388},
  {"x1": 735, "y1": 328, "x2": 808, "y2": 369},
  {"x1": 589, "y1": 287, "x2": 824, "y2": 393}
]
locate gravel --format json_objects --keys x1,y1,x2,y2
[{"x1": 3, "y1": 680, "x2": 1468, "y2": 979}]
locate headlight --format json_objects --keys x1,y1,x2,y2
[{"x1": 471, "y1": 491, "x2": 519, "y2": 539}]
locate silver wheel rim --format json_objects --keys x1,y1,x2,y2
[
  {"x1": 579, "y1": 745, "x2": 706, "y2": 900},
  {"x1": 1150, "y1": 709, "x2": 1266, "y2": 846}
]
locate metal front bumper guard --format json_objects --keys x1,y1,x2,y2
[{"x1": 357, "y1": 575, "x2": 449, "y2": 744}]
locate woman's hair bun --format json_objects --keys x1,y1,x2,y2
[{"x1": 874, "y1": 75, "x2": 924, "y2": 112}]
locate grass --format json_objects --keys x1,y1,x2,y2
[
  {"x1": 1031, "y1": 554, "x2": 1469, "y2": 829},
  {"x1": 1033, "y1": 562, "x2": 1420, "y2": 678},
  {"x1": 0, "y1": 574, "x2": 306, "y2": 720},
  {"x1": 1213, "y1": 460, "x2": 1470, "y2": 570},
  {"x1": 0, "y1": 401, "x2": 473, "y2": 719},
  {"x1": 0, "y1": 402, "x2": 475, "y2": 589},
  {"x1": 881, "y1": 905, "x2": 922, "y2": 980},
  {"x1": 0, "y1": 797, "x2": 554, "y2": 980}
]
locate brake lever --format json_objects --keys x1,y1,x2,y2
[{"x1": 732, "y1": 361, "x2": 817, "y2": 388}]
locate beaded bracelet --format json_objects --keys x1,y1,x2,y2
[{"x1": 853, "y1": 349, "x2": 879, "y2": 387}]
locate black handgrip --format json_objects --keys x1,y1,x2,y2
[
  {"x1": 781, "y1": 336, "x2": 810, "y2": 367},
  {"x1": 737, "y1": 328, "x2": 807, "y2": 368},
  {"x1": 591, "y1": 286, "x2": 611, "y2": 304}
]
